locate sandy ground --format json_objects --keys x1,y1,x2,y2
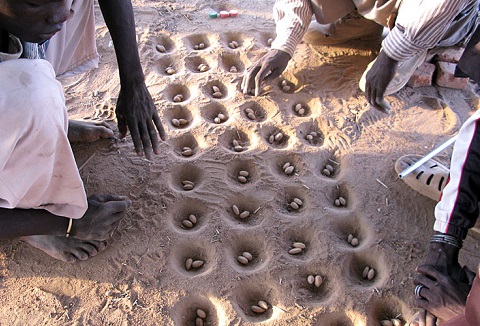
[{"x1": 1, "y1": 0, "x2": 480, "y2": 325}]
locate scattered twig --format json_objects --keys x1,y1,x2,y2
[
  {"x1": 79, "y1": 152, "x2": 97, "y2": 172},
  {"x1": 376, "y1": 178, "x2": 388, "y2": 189}
]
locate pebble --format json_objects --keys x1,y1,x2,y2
[
  {"x1": 267, "y1": 38, "x2": 274, "y2": 46},
  {"x1": 196, "y1": 309, "x2": 207, "y2": 319},
  {"x1": 156, "y1": 44, "x2": 166, "y2": 52}
]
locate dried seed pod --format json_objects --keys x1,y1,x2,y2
[
  {"x1": 268, "y1": 135, "x2": 275, "y2": 144},
  {"x1": 292, "y1": 242, "x2": 306, "y2": 249},
  {"x1": 314, "y1": 275, "x2": 323, "y2": 287},
  {"x1": 182, "y1": 220, "x2": 194, "y2": 228},
  {"x1": 212, "y1": 92, "x2": 223, "y2": 98},
  {"x1": 307, "y1": 275, "x2": 315, "y2": 284},
  {"x1": 282, "y1": 85, "x2": 291, "y2": 92},
  {"x1": 380, "y1": 320, "x2": 393, "y2": 326},
  {"x1": 347, "y1": 234, "x2": 354, "y2": 243},
  {"x1": 242, "y1": 252, "x2": 253, "y2": 261},
  {"x1": 214, "y1": 117, "x2": 221, "y2": 124},
  {"x1": 289, "y1": 247, "x2": 302, "y2": 255},
  {"x1": 239, "y1": 211, "x2": 250, "y2": 219},
  {"x1": 322, "y1": 168, "x2": 331, "y2": 176},
  {"x1": 189, "y1": 214, "x2": 197, "y2": 224},
  {"x1": 247, "y1": 112, "x2": 256, "y2": 120},
  {"x1": 185, "y1": 258, "x2": 193, "y2": 270},
  {"x1": 267, "y1": 38, "x2": 274, "y2": 46},
  {"x1": 251, "y1": 305, "x2": 265, "y2": 313},
  {"x1": 257, "y1": 301, "x2": 268, "y2": 310},
  {"x1": 230, "y1": 66, "x2": 237, "y2": 73},
  {"x1": 350, "y1": 238, "x2": 359, "y2": 247},
  {"x1": 298, "y1": 108, "x2": 306, "y2": 115},
  {"x1": 326, "y1": 164, "x2": 334, "y2": 172},
  {"x1": 234, "y1": 145, "x2": 243, "y2": 152},
  {"x1": 284, "y1": 166, "x2": 294, "y2": 175},
  {"x1": 237, "y1": 176, "x2": 247, "y2": 183},
  {"x1": 171, "y1": 118, "x2": 180, "y2": 127},
  {"x1": 156, "y1": 44, "x2": 166, "y2": 52},
  {"x1": 232, "y1": 205, "x2": 240, "y2": 215},
  {"x1": 237, "y1": 255, "x2": 249, "y2": 265},
  {"x1": 293, "y1": 198, "x2": 303, "y2": 206},
  {"x1": 274, "y1": 133, "x2": 283, "y2": 141},
  {"x1": 165, "y1": 67, "x2": 176, "y2": 75},
  {"x1": 367, "y1": 268, "x2": 375, "y2": 280},
  {"x1": 339, "y1": 196, "x2": 347, "y2": 206},
  {"x1": 192, "y1": 260, "x2": 204, "y2": 268},
  {"x1": 239, "y1": 170, "x2": 249, "y2": 177},
  {"x1": 198, "y1": 43, "x2": 205, "y2": 49},
  {"x1": 195, "y1": 318, "x2": 204, "y2": 326},
  {"x1": 289, "y1": 202, "x2": 299, "y2": 210},
  {"x1": 282, "y1": 162, "x2": 291, "y2": 170},
  {"x1": 196, "y1": 309, "x2": 207, "y2": 319}
]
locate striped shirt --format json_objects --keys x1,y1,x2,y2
[{"x1": 271, "y1": 0, "x2": 479, "y2": 61}]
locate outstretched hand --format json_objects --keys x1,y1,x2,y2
[
  {"x1": 365, "y1": 50, "x2": 398, "y2": 113},
  {"x1": 241, "y1": 49, "x2": 291, "y2": 96},
  {"x1": 116, "y1": 82, "x2": 166, "y2": 160}
]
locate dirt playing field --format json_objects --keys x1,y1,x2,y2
[{"x1": 1, "y1": 0, "x2": 480, "y2": 325}]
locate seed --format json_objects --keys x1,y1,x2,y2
[
  {"x1": 274, "y1": 133, "x2": 283, "y2": 141},
  {"x1": 245, "y1": 108, "x2": 254, "y2": 114},
  {"x1": 307, "y1": 275, "x2": 315, "y2": 284},
  {"x1": 237, "y1": 256, "x2": 249, "y2": 265},
  {"x1": 171, "y1": 118, "x2": 180, "y2": 127},
  {"x1": 268, "y1": 135, "x2": 275, "y2": 144},
  {"x1": 350, "y1": 238, "x2": 359, "y2": 247},
  {"x1": 178, "y1": 118, "x2": 188, "y2": 125},
  {"x1": 237, "y1": 176, "x2": 247, "y2": 183},
  {"x1": 289, "y1": 202, "x2": 299, "y2": 210},
  {"x1": 367, "y1": 268, "x2": 375, "y2": 280},
  {"x1": 182, "y1": 180, "x2": 194, "y2": 186},
  {"x1": 198, "y1": 64, "x2": 209, "y2": 72},
  {"x1": 282, "y1": 162, "x2": 291, "y2": 170},
  {"x1": 183, "y1": 184, "x2": 194, "y2": 190},
  {"x1": 211, "y1": 86, "x2": 220, "y2": 93},
  {"x1": 182, "y1": 148, "x2": 193, "y2": 157},
  {"x1": 194, "y1": 45, "x2": 199, "y2": 50},
  {"x1": 218, "y1": 113, "x2": 226, "y2": 120},
  {"x1": 234, "y1": 145, "x2": 243, "y2": 152},
  {"x1": 189, "y1": 214, "x2": 197, "y2": 224},
  {"x1": 182, "y1": 220, "x2": 194, "y2": 228},
  {"x1": 289, "y1": 247, "x2": 302, "y2": 255},
  {"x1": 214, "y1": 117, "x2": 221, "y2": 124},
  {"x1": 196, "y1": 309, "x2": 207, "y2": 319},
  {"x1": 230, "y1": 66, "x2": 237, "y2": 73},
  {"x1": 326, "y1": 164, "x2": 334, "y2": 172},
  {"x1": 247, "y1": 112, "x2": 256, "y2": 120},
  {"x1": 165, "y1": 67, "x2": 176, "y2": 75},
  {"x1": 314, "y1": 275, "x2": 323, "y2": 287},
  {"x1": 156, "y1": 44, "x2": 166, "y2": 52},
  {"x1": 212, "y1": 92, "x2": 223, "y2": 98},
  {"x1": 192, "y1": 260, "x2": 204, "y2": 268},
  {"x1": 173, "y1": 94, "x2": 183, "y2": 102},
  {"x1": 362, "y1": 266, "x2": 370, "y2": 279},
  {"x1": 347, "y1": 234, "x2": 353, "y2": 243},
  {"x1": 338, "y1": 197, "x2": 347, "y2": 206},
  {"x1": 322, "y1": 168, "x2": 331, "y2": 176},
  {"x1": 281, "y1": 80, "x2": 288, "y2": 87},
  {"x1": 232, "y1": 205, "x2": 240, "y2": 215},
  {"x1": 310, "y1": 132, "x2": 318, "y2": 137},
  {"x1": 198, "y1": 43, "x2": 205, "y2": 49},
  {"x1": 233, "y1": 139, "x2": 239, "y2": 146},
  {"x1": 380, "y1": 320, "x2": 393, "y2": 326},
  {"x1": 391, "y1": 319, "x2": 402, "y2": 326},
  {"x1": 292, "y1": 242, "x2": 306, "y2": 249},
  {"x1": 267, "y1": 38, "x2": 274, "y2": 46},
  {"x1": 334, "y1": 199, "x2": 341, "y2": 207},
  {"x1": 284, "y1": 165, "x2": 294, "y2": 174},
  {"x1": 306, "y1": 135, "x2": 313, "y2": 141},
  {"x1": 185, "y1": 258, "x2": 193, "y2": 270},
  {"x1": 257, "y1": 301, "x2": 268, "y2": 310},
  {"x1": 298, "y1": 108, "x2": 305, "y2": 115},
  {"x1": 232, "y1": 40, "x2": 239, "y2": 47},
  {"x1": 295, "y1": 103, "x2": 302, "y2": 111},
  {"x1": 239, "y1": 170, "x2": 249, "y2": 177},
  {"x1": 195, "y1": 318, "x2": 204, "y2": 326},
  {"x1": 293, "y1": 198, "x2": 303, "y2": 206},
  {"x1": 239, "y1": 211, "x2": 250, "y2": 219},
  {"x1": 282, "y1": 86, "x2": 291, "y2": 92},
  {"x1": 242, "y1": 252, "x2": 253, "y2": 261},
  {"x1": 251, "y1": 305, "x2": 265, "y2": 313}
]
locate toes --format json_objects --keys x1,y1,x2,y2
[{"x1": 60, "y1": 253, "x2": 78, "y2": 264}]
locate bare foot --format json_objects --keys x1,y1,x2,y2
[
  {"x1": 20, "y1": 235, "x2": 107, "y2": 263},
  {"x1": 68, "y1": 120, "x2": 115, "y2": 143}
]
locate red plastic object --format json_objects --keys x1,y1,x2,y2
[
  {"x1": 229, "y1": 9, "x2": 238, "y2": 17},
  {"x1": 219, "y1": 10, "x2": 229, "y2": 18}
]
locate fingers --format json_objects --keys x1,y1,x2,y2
[
  {"x1": 138, "y1": 122, "x2": 154, "y2": 160},
  {"x1": 426, "y1": 312, "x2": 437, "y2": 326},
  {"x1": 153, "y1": 112, "x2": 167, "y2": 142},
  {"x1": 418, "y1": 309, "x2": 427, "y2": 326},
  {"x1": 242, "y1": 65, "x2": 260, "y2": 94},
  {"x1": 117, "y1": 113, "x2": 127, "y2": 138},
  {"x1": 417, "y1": 265, "x2": 447, "y2": 285}
]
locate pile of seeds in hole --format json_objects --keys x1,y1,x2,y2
[
  {"x1": 185, "y1": 258, "x2": 204, "y2": 270},
  {"x1": 173, "y1": 94, "x2": 184, "y2": 102},
  {"x1": 334, "y1": 196, "x2": 347, "y2": 207},
  {"x1": 293, "y1": 103, "x2": 307, "y2": 116},
  {"x1": 237, "y1": 170, "x2": 249, "y2": 183},
  {"x1": 347, "y1": 234, "x2": 359, "y2": 247},
  {"x1": 228, "y1": 40, "x2": 239, "y2": 49},
  {"x1": 171, "y1": 118, "x2": 188, "y2": 127},
  {"x1": 282, "y1": 162, "x2": 295, "y2": 175},
  {"x1": 213, "y1": 112, "x2": 227, "y2": 124},
  {"x1": 237, "y1": 251, "x2": 253, "y2": 265},
  {"x1": 181, "y1": 214, "x2": 198, "y2": 229},
  {"x1": 288, "y1": 241, "x2": 306, "y2": 255},
  {"x1": 232, "y1": 204, "x2": 250, "y2": 219},
  {"x1": 362, "y1": 266, "x2": 376, "y2": 280},
  {"x1": 182, "y1": 180, "x2": 195, "y2": 191},
  {"x1": 306, "y1": 274, "x2": 324, "y2": 288},
  {"x1": 245, "y1": 107, "x2": 258, "y2": 121},
  {"x1": 322, "y1": 164, "x2": 335, "y2": 176},
  {"x1": 288, "y1": 197, "x2": 303, "y2": 210},
  {"x1": 198, "y1": 63, "x2": 209, "y2": 72},
  {"x1": 211, "y1": 85, "x2": 223, "y2": 98},
  {"x1": 280, "y1": 79, "x2": 291, "y2": 92},
  {"x1": 268, "y1": 131, "x2": 284, "y2": 144},
  {"x1": 195, "y1": 309, "x2": 207, "y2": 326},
  {"x1": 181, "y1": 146, "x2": 194, "y2": 157},
  {"x1": 232, "y1": 139, "x2": 245, "y2": 152},
  {"x1": 251, "y1": 300, "x2": 270, "y2": 314},
  {"x1": 193, "y1": 42, "x2": 206, "y2": 50},
  {"x1": 305, "y1": 131, "x2": 320, "y2": 144}
]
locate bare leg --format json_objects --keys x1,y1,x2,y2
[
  {"x1": 68, "y1": 120, "x2": 115, "y2": 143},
  {"x1": 20, "y1": 235, "x2": 107, "y2": 263}
]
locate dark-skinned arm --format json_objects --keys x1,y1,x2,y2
[
  {"x1": 365, "y1": 50, "x2": 397, "y2": 113},
  {"x1": 97, "y1": 0, "x2": 166, "y2": 160}
]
